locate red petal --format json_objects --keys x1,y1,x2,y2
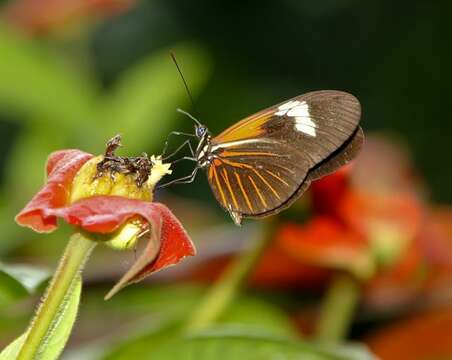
[
  {"x1": 141, "y1": 203, "x2": 196, "y2": 275},
  {"x1": 276, "y1": 217, "x2": 371, "y2": 277},
  {"x1": 15, "y1": 150, "x2": 93, "y2": 233},
  {"x1": 107, "y1": 202, "x2": 196, "y2": 297},
  {"x1": 310, "y1": 166, "x2": 351, "y2": 218},
  {"x1": 42, "y1": 196, "x2": 195, "y2": 297}
]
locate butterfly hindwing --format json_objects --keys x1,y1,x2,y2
[{"x1": 307, "y1": 126, "x2": 364, "y2": 181}]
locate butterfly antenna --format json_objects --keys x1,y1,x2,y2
[
  {"x1": 170, "y1": 52, "x2": 196, "y2": 111},
  {"x1": 177, "y1": 108, "x2": 202, "y2": 127}
]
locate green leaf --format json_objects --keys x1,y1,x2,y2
[
  {"x1": 94, "y1": 284, "x2": 204, "y2": 319},
  {"x1": 100, "y1": 322, "x2": 180, "y2": 360},
  {"x1": 0, "y1": 270, "x2": 28, "y2": 307},
  {"x1": 95, "y1": 284, "x2": 295, "y2": 336},
  {"x1": 97, "y1": 43, "x2": 210, "y2": 154},
  {"x1": 0, "y1": 276, "x2": 82, "y2": 360},
  {"x1": 219, "y1": 297, "x2": 296, "y2": 338},
  {"x1": 151, "y1": 326, "x2": 376, "y2": 360},
  {"x1": 0, "y1": 201, "x2": 25, "y2": 254},
  {"x1": 0, "y1": 261, "x2": 49, "y2": 306},
  {"x1": 96, "y1": 285, "x2": 296, "y2": 359},
  {"x1": 0, "y1": 24, "x2": 95, "y2": 126}
]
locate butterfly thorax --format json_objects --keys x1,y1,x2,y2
[{"x1": 195, "y1": 132, "x2": 213, "y2": 168}]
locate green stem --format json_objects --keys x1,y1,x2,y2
[
  {"x1": 186, "y1": 220, "x2": 276, "y2": 332},
  {"x1": 17, "y1": 233, "x2": 96, "y2": 360},
  {"x1": 315, "y1": 273, "x2": 360, "y2": 343}
]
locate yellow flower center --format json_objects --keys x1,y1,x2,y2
[{"x1": 69, "y1": 154, "x2": 172, "y2": 249}]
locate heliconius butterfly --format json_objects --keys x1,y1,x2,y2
[{"x1": 160, "y1": 90, "x2": 363, "y2": 225}]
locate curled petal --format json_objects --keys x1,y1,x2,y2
[
  {"x1": 42, "y1": 196, "x2": 195, "y2": 297},
  {"x1": 15, "y1": 150, "x2": 93, "y2": 232}
]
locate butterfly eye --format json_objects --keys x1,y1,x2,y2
[{"x1": 196, "y1": 126, "x2": 207, "y2": 138}]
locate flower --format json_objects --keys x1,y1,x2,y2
[
  {"x1": 364, "y1": 208, "x2": 452, "y2": 359},
  {"x1": 15, "y1": 137, "x2": 195, "y2": 298},
  {"x1": 3, "y1": 0, "x2": 135, "y2": 35}
]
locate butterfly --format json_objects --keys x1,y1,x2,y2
[{"x1": 160, "y1": 90, "x2": 363, "y2": 225}]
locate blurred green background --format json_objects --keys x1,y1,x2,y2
[{"x1": 0, "y1": 0, "x2": 451, "y2": 359}]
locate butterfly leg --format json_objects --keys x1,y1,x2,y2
[
  {"x1": 170, "y1": 155, "x2": 197, "y2": 166},
  {"x1": 163, "y1": 139, "x2": 196, "y2": 162},
  {"x1": 161, "y1": 131, "x2": 196, "y2": 158},
  {"x1": 157, "y1": 166, "x2": 200, "y2": 189}
]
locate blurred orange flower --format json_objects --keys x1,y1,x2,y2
[
  {"x1": 3, "y1": 0, "x2": 135, "y2": 35},
  {"x1": 365, "y1": 205, "x2": 452, "y2": 310},
  {"x1": 365, "y1": 306, "x2": 452, "y2": 360},
  {"x1": 183, "y1": 136, "x2": 452, "y2": 317},
  {"x1": 276, "y1": 217, "x2": 371, "y2": 278},
  {"x1": 250, "y1": 136, "x2": 452, "y2": 310}
]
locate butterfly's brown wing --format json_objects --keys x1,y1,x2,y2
[
  {"x1": 207, "y1": 90, "x2": 362, "y2": 224},
  {"x1": 207, "y1": 141, "x2": 311, "y2": 224}
]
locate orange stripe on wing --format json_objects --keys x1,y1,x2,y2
[
  {"x1": 211, "y1": 165, "x2": 227, "y2": 207},
  {"x1": 217, "y1": 158, "x2": 281, "y2": 201},
  {"x1": 252, "y1": 169, "x2": 281, "y2": 200},
  {"x1": 214, "y1": 112, "x2": 272, "y2": 143},
  {"x1": 265, "y1": 169, "x2": 290, "y2": 186},
  {"x1": 221, "y1": 168, "x2": 239, "y2": 210},
  {"x1": 234, "y1": 172, "x2": 253, "y2": 212},
  {"x1": 248, "y1": 175, "x2": 267, "y2": 208}
]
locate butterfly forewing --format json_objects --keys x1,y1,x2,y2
[
  {"x1": 207, "y1": 144, "x2": 310, "y2": 219},
  {"x1": 207, "y1": 90, "x2": 362, "y2": 224}
]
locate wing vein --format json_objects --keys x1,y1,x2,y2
[
  {"x1": 252, "y1": 169, "x2": 281, "y2": 200},
  {"x1": 248, "y1": 175, "x2": 267, "y2": 208},
  {"x1": 221, "y1": 168, "x2": 239, "y2": 210},
  {"x1": 265, "y1": 170, "x2": 290, "y2": 186},
  {"x1": 234, "y1": 172, "x2": 253, "y2": 212},
  {"x1": 211, "y1": 166, "x2": 227, "y2": 207}
]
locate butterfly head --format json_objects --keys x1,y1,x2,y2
[
  {"x1": 176, "y1": 108, "x2": 209, "y2": 138},
  {"x1": 195, "y1": 124, "x2": 208, "y2": 139}
]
